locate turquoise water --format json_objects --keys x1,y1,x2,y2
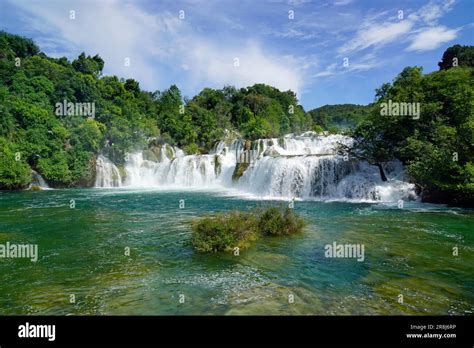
[{"x1": 0, "y1": 188, "x2": 473, "y2": 315}]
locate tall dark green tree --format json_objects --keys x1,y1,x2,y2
[
  {"x1": 438, "y1": 44, "x2": 474, "y2": 70},
  {"x1": 72, "y1": 52, "x2": 104, "y2": 76}
]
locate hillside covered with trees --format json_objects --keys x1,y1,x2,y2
[
  {"x1": 0, "y1": 31, "x2": 311, "y2": 189},
  {"x1": 308, "y1": 103, "x2": 371, "y2": 132},
  {"x1": 0, "y1": 31, "x2": 472, "y2": 206}
]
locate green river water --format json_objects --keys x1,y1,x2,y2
[{"x1": 0, "y1": 188, "x2": 472, "y2": 315}]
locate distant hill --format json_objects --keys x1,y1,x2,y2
[{"x1": 308, "y1": 104, "x2": 371, "y2": 131}]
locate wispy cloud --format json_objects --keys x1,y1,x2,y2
[
  {"x1": 334, "y1": 0, "x2": 353, "y2": 6},
  {"x1": 288, "y1": 0, "x2": 312, "y2": 5},
  {"x1": 339, "y1": 20, "x2": 414, "y2": 54},
  {"x1": 338, "y1": 1, "x2": 459, "y2": 56},
  {"x1": 313, "y1": 52, "x2": 379, "y2": 78},
  {"x1": 7, "y1": 0, "x2": 308, "y2": 95},
  {"x1": 1, "y1": 0, "x2": 470, "y2": 108},
  {"x1": 181, "y1": 40, "x2": 307, "y2": 94},
  {"x1": 407, "y1": 26, "x2": 459, "y2": 51},
  {"x1": 314, "y1": 63, "x2": 337, "y2": 78},
  {"x1": 9, "y1": 0, "x2": 183, "y2": 88},
  {"x1": 414, "y1": 0, "x2": 456, "y2": 25}
]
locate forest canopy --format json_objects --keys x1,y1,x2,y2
[{"x1": 308, "y1": 103, "x2": 371, "y2": 132}]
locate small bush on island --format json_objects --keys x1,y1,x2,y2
[
  {"x1": 191, "y1": 211, "x2": 258, "y2": 252},
  {"x1": 258, "y1": 207, "x2": 306, "y2": 236},
  {"x1": 191, "y1": 207, "x2": 305, "y2": 252}
]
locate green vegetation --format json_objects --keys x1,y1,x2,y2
[
  {"x1": 258, "y1": 207, "x2": 305, "y2": 236},
  {"x1": 438, "y1": 44, "x2": 474, "y2": 71},
  {"x1": 342, "y1": 46, "x2": 474, "y2": 206},
  {"x1": 1, "y1": 31, "x2": 472, "y2": 207},
  {"x1": 0, "y1": 137, "x2": 31, "y2": 189},
  {"x1": 191, "y1": 211, "x2": 259, "y2": 252},
  {"x1": 0, "y1": 31, "x2": 311, "y2": 189},
  {"x1": 191, "y1": 207, "x2": 305, "y2": 252},
  {"x1": 309, "y1": 104, "x2": 371, "y2": 131}
]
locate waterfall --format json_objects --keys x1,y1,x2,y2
[
  {"x1": 94, "y1": 133, "x2": 417, "y2": 202},
  {"x1": 30, "y1": 170, "x2": 50, "y2": 189},
  {"x1": 95, "y1": 155, "x2": 122, "y2": 188},
  {"x1": 121, "y1": 151, "x2": 235, "y2": 188},
  {"x1": 238, "y1": 155, "x2": 416, "y2": 201}
]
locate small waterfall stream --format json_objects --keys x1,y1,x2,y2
[{"x1": 30, "y1": 170, "x2": 50, "y2": 189}]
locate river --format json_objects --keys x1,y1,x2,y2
[{"x1": 0, "y1": 188, "x2": 472, "y2": 315}]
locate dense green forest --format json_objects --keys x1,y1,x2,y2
[
  {"x1": 0, "y1": 31, "x2": 310, "y2": 189},
  {"x1": 308, "y1": 103, "x2": 371, "y2": 131},
  {"x1": 0, "y1": 31, "x2": 472, "y2": 206}
]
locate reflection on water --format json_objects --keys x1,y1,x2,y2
[{"x1": 0, "y1": 189, "x2": 472, "y2": 315}]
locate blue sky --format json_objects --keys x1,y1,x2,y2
[{"x1": 0, "y1": 0, "x2": 473, "y2": 110}]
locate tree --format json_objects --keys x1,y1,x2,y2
[
  {"x1": 72, "y1": 53, "x2": 104, "y2": 76},
  {"x1": 0, "y1": 31, "x2": 39, "y2": 58},
  {"x1": 124, "y1": 79, "x2": 140, "y2": 96},
  {"x1": 0, "y1": 137, "x2": 31, "y2": 189},
  {"x1": 346, "y1": 50, "x2": 474, "y2": 205},
  {"x1": 438, "y1": 45, "x2": 474, "y2": 70},
  {"x1": 309, "y1": 104, "x2": 371, "y2": 130}
]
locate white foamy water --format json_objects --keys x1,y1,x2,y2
[
  {"x1": 95, "y1": 133, "x2": 417, "y2": 202},
  {"x1": 95, "y1": 155, "x2": 122, "y2": 188},
  {"x1": 30, "y1": 170, "x2": 50, "y2": 189}
]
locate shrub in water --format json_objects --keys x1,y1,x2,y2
[
  {"x1": 258, "y1": 207, "x2": 305, "y2": 236},
  {"x1": 191, "y1": 211, "x2": 258, "y2": 252},
  {"x1": 257, "y1": 207, "x2": 283, "y2": 235},
  {"x1": 191, "y1": 207, "x2": 305, "y2": 252}
]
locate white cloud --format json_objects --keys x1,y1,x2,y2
[
  {"x1": 339, "y1": 20, "x2": 414, "y2": 54},
  {"x1": 271, "y1": 28, "x2": 318, "y2": 40},
  {"x1": 8, "y1": 0, "x2": 308, "y2": 95},
  {"x1": 314, "y1": 52, "x2": 378, "y2": 78},
  {"x1": 346, "y1": 53, "x2": 380, "y2": 72},
  {"x1": 338, "y1": 0, "x2": 459, "y2": 58},
  {"x1": 9, "y1": 0, "x2": 182, "y2": 89},
  {"x1": 182, "y1": 40, "x2": 305, "y2": 94},
  {"x1": 417, "y1": 0, "x2": 456, "y2": 25},
  {"x1": 334, "y1": 0, "x2": 353, "y2": 6},
  {"x1": 407, "y1": 26, "x2": 458, "y2": 51},
  {"x1": 288, "y1": 0, "x2": 312, "y2": 5},
  {"x1": 314, "y1": 63, "x2": 337, "y2": 77},
  {"x1": 6, "y1": 0, "x2": 463, "y2": 93},
  {"x1": 313, "y1": 71, "x2": 334, "y2": 77}
]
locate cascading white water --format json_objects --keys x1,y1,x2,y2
[
  {"x1": 94, "y1": 133, "x2": 417, "y2": 202},
  {"x1": 95, "y1": 155, "x2": 122, "y2": 187},
  {"x1": 120, "y1": 143, "x2": 234, "y2": 188},
  {"x1": 251, "y1": 133, "x2": 352, "y2": 157},
  {"x1": 30, "y1": 170, "x2": 50, "y2": 189}
]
